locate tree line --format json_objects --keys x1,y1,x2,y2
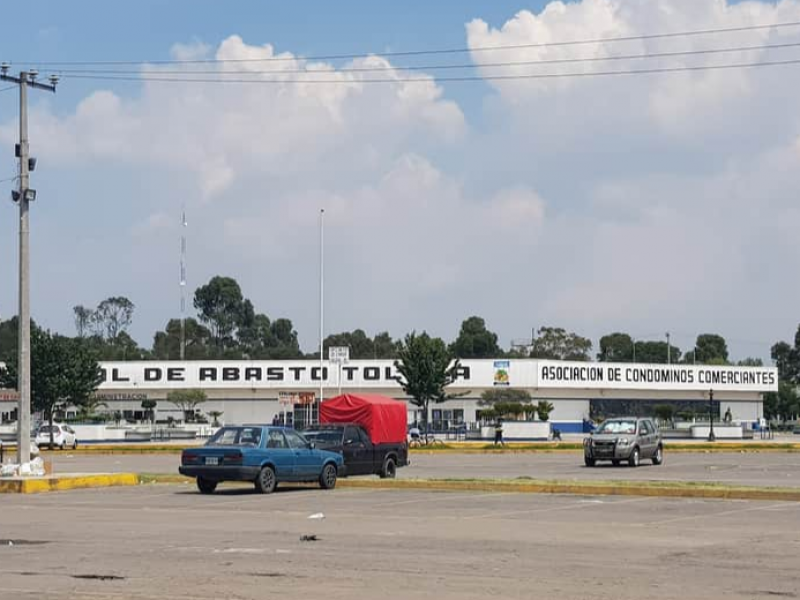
[{"x1": 1, "y1": 273, "x2": 799, "y2": 427}]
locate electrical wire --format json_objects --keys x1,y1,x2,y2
[
  {"x1": 12, "y1": 19, "x2": 800, "y2": 66},
  {"x1": 42, "y1": 40, "x2": 800, "y2": 76},
  {"x1": 0, "y1": 85, "x2": 16, "y2": 93},
  {"x1": 0, "y1": 175, "x2": 18, "y2": 183},
  {"x1": 56, "y1": 57, "x2": 800, "y2": 85}
]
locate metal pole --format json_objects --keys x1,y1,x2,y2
[
  {"x1": 317, "y1": 210, "x2": 324, "y2": 423},
  {"x1": 666, "y1": 332, "x2": 671, "y2": 364},
  {"x1": 708, "y1": 389, "x2": 716, "y2": 442},
  {"x1": 17, "y1": 73, "x2": 31, "y2": 465},
  {"x1": 180, "y1": 207, "x2": 187, "y2": 360}
]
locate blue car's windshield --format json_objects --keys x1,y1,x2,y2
[{"x1": 205, "y1": 427, "x2": 262, "y2": 447}]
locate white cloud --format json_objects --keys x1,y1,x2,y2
[{"x1": 1, "y1": 1, "x2": 798, "y2": 359}]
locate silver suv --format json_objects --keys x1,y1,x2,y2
[{"x1": 583, "y1": 417, "x2": 663, "y2": 468}]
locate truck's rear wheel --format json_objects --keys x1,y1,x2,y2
[{"x1": 380, "y1": 457, "x2": 396, "y2": 479}]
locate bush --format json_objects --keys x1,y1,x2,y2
[{"x1": 536, "y1": 401, "x2": 554, "y2": 422}]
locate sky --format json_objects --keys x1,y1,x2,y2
[{"x1": 0, "y1": 0, "x2": 797, "y2": 361}]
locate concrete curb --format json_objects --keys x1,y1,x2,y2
[
  {"x1": 0, "y1": 473, "x2": 138, "y2": 494},
  {"x1": 137, "y1": 472, "x2": 800, "y2": 502},
  {"x1": 335, "y1": 478, "x2": 800, "y2": 501}
]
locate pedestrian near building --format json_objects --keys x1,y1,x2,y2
[{"x1": 494, "y1": 419, "x2": 504, "y2": 446}]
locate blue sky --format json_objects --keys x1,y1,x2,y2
[{"x1": 0, "y1": 0, "x2": 797, "y2": 361}]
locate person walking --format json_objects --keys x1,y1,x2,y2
[{"x1": 494, "y1": 419, "x2": 505, "y2": 446}]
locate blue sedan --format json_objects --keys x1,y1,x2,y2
[{"x1": 179, "y1": 425, "x2": 344, "y2": 494}]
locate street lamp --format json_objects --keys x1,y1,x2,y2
[{"x1": 708, "y1": 389, "x2": 716, "y2": 442}]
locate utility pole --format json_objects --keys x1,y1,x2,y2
[{"x1": 1, "y1": 65, "x2": 58, "y2": 465}]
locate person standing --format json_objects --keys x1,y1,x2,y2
[{"x1": 494, "y1": 419, "x2": 505, "y2": 446}]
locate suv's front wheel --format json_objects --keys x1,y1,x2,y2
[{"x1": 628, "y1": 447, "x2": 640, "y2": 467}]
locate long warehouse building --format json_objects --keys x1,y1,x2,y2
[{"x1": 71, "y1": 358, "x2": 778, "y2": 433}]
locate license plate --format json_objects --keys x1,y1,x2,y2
[{"x1": 205, "y1": 457, "x2": 219, "y2": 466}]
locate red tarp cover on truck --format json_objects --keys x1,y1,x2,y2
[{"x1": 320, "y1": 394, "x2": 407, "y2": 444}]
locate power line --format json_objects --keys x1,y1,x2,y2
[
  {"x1": 42, "y1": 40, "x2": 800, "y2": 76},
  {"x1": 0, "y1": 175, "x2": 18, "y2": 183},
  {"x1": 0, "y1": 85, "x2": 16, "y2": 92},
  {"x1": 56, "y1": 57, "x2": 800, "y2": 85},
  {"x1": 13, "y1": 19, "x2": 800, "y2": 66}
]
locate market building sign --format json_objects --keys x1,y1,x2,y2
[
  {"x1": 537, "y1": 361, "x2": 778, "y2": 392},
  {"x1": 96, "y1": 359, "x2": 777, "y2": 393}
]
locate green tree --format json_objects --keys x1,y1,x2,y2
[
  {"x1": 0, "y1": 329, "x2": 103, "y2": 448},
  {"x1": 141, "y1": 399, "x2": 157, "y2": 423},
  {"x1": 78, "y1": 396, "x2": 109, "y2": 421},
  {"x1": 372, "y1": 332, "x2": 400, "y2": 359},
  {"x1": 95, "y1": 296, "x2": 135, "y2": 343},
  {"x1": 323, "y1": 329, "x2": 374, "y2": 359},
  {"x1": 597, "y1": 332, "x2": 634, "y2": 362},
  {"x1": 693, "y1": 334, "x2": 729, "y2": 364},
  {"x1": 167, "y1": 389, "x2": 208, "y2": 423},
  {"x1": 535, "y1": 400, "x2": 554, "y2": 422},
  {"x1": 194, "y1": 276, "x2": 246, "y2": 350},
  {"x1": 763, "y1": 381, "x2": 799, "y2": 423},
  {"x1": 771, "y1": 327, "x2": 800, "y2": 383},
  {"x1": 653, "y1": 404, "x2": 675, "y2": 426},
  {"x1": 395, "y1": 332, "x2": 462, "y2": 436},
  {"x1": 153, "y1": 318, "x2": 212, "y2": 360},
  {"x1": 479, "y1": 389, "x2": 532, "y2": 405},
  {"x1": 633, "y1": 340, "x2": 681, "y2": 364},
  {"x1": 0, "y1": 316, "x2": 38, "y2": 362},
  {"x1": 530, "y1": 326, "x2": 592, "y2": 361},
  {"x1": 450, "y1": 316, "x2": 501, "y2": 359},
  {"x1": 208, "y1": 410, "x2": 224, "y2": 427},
  {"x1": 73, "y1": 305, "x2": 94, "y2": 338},
  {"x1": 737, "y1": 357, "x2": 764, "y2": 367}
]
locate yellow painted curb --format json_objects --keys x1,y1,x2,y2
[
  {"x1": 0, "y1": 473, "x2": 138, "y2": 494},
  {"x1": 335, "y1": 478, "x2": 800, "y2": 502},
  {"x1": 137, "y1": 472, "x2": 800, "y2": 502}
]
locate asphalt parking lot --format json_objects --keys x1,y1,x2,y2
[
  {"x1": 49, "y1": 450, "x2": 800, "y2": 488},
  {"x1": 1, "y1": 485, "x2": 799, "y2": 599}
]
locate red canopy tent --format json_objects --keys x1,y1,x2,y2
[{"x1": 320, "y1": 394, "x2": 407, "y2": 444}]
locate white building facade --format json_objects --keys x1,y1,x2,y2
[{"x1": 85, "y1": 359, "x2": 777, "y2": 433}]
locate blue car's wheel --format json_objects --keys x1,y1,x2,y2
[
  {"x1": 255, "y1": 466, "x2": 277, "y2": 494},
  {"x1": 319, "y1": 464, "x2": 337, "y2": 490},
  {"x1": 197, "y1": 477, "x2": 217, "y2": 494}
]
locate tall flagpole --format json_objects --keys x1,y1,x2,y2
[
  {"x1": 318, "y1": 209, "x2": 324, "y2": 425},
  {"x1": 180, "y1": 207, "x2": 187, "y2": 360}
]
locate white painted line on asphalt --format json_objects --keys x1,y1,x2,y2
[
  {"x1": 463, "y1": 495, "x2": 650, "y2": 521},
  {"x1": 366, "y1": 490, "x2": 515, "y2": 508},
  {"x1": 648, "y1": 501, "x2": 800, "y2": 525}
]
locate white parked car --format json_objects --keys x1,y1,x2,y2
[{"x1": 35, "y1": 424, "x2": 78, "y2": 450}]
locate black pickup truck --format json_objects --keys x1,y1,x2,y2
[{"x1": 302, "y1": 423, "x2": 408, "y2": 478}]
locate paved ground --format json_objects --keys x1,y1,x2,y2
[
  {"x1": 48, "y1": 450, "x2": 800, "y2": 488},
  {"x1": 0, "y1": 485, "x2": 798, "y2": 599}
]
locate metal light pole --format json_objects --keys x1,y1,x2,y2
[
  {"x1": 179, "y1": 207, "x2": 187, "y2": 360},
  {"x1": 318, "y1": 208, "x2": 324, "y2": 425},
  {"x1": 0, "y1": 66, "x2": 58, "y2": 464},
  {"x1": 666, "y1": 332, "x2": 671, "y2": 364},
  {"x1": 708, "y1": 389, "x2": 716, "y2": 442}
]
